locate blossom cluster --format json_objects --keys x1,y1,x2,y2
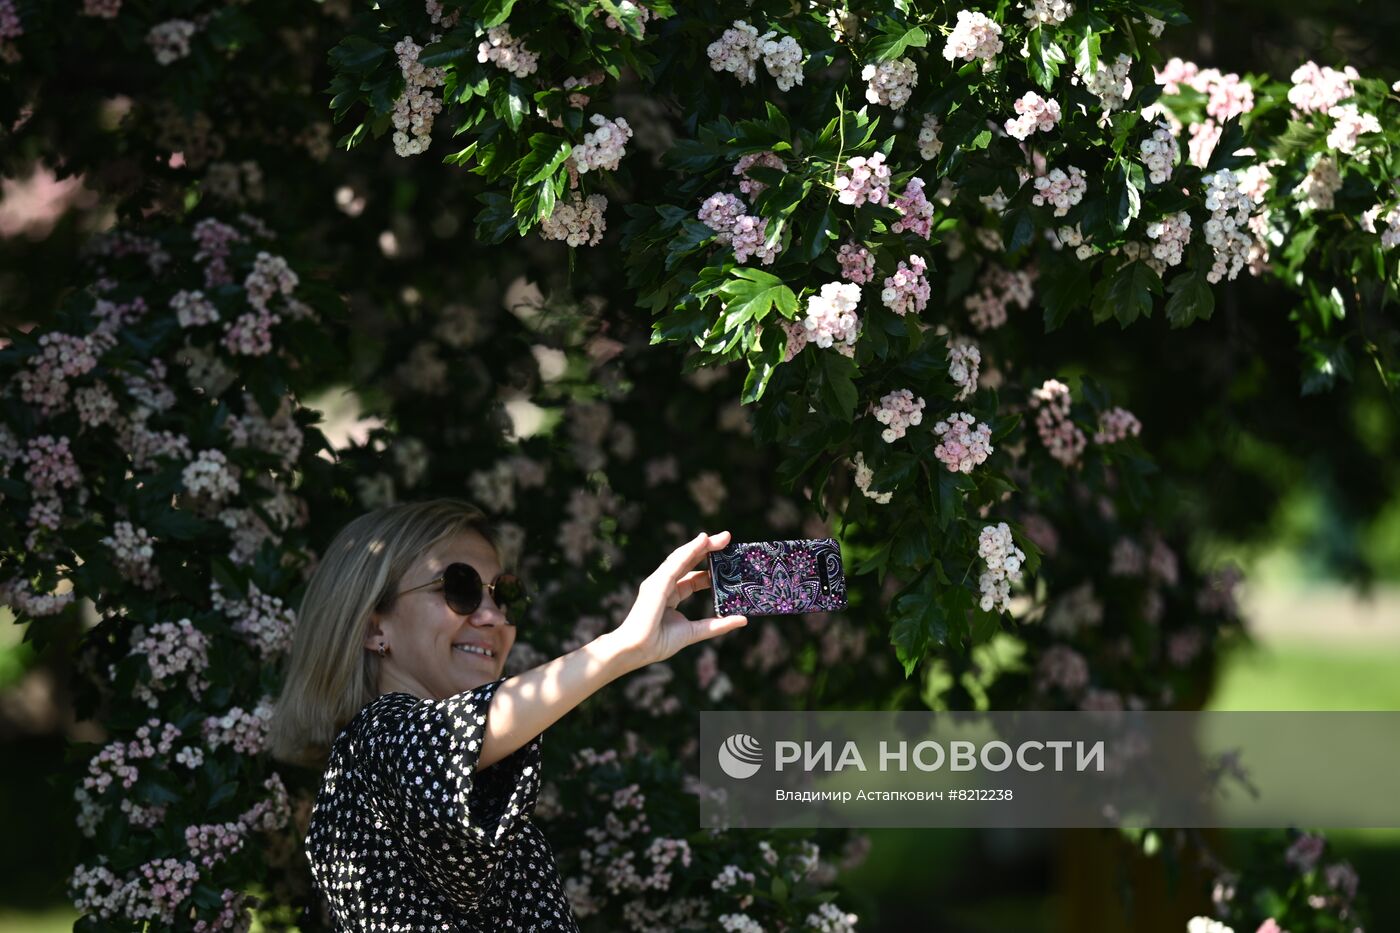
[
  {"x1": 541, "y1": 192, "x2": 609, "y2": 247},
  {"x1": 836, "y1": 242, "x2": 875, "y2": 283},
  {"x1": 101, "y1": 522, "x2": 160, "y2": 590},
  {"x1": 1202, "y1": 169, "x2": 1256, "y2": 282},
  {"x1": 733, "y1": 151, "x2": 787, "y2": 197},
  {"x1": 697, "y1": 192, "x2": 777, "y2": 265},
  {"x1": 977, "y1": 523, "x2": 1025, "y2": 613},
  {"x1": 391, "y1": 36, "x2": 446, "y2": 157},
  {"x1": 761, "y1": 34, "x2": 805, "y2": 91},
  {"x1": 947, "y1": 338, "x2": 981, "y2": 401},
  {"x1": 943, "y1": 11, "x2": 1003, "y2": 70},
  {"x1": 1140, "y1": 121, "x2": 1179, "y2": 184},
  {"x1": 849, "y1": 451, "x2": 892, "y2": 504},
  {"x1": 862, "y1": 58, "x2": 917, "y2": 110},
  {"x1": 147, "y1": 19, "x2": 197, "y2": 66},
  {"x1": 1362, "y1": 203, "x2": 1400, "y2": 249},
  {"x1": 14, "y1": 332, "x2": 102, "y2": 417},
  {"x1": 477, "y1": 25, "x2": 538, "y2": 78},
  {"x1": 127, "y1": 619, "x2": 213, "y2": 705},
  {"x1": 1079, "y1": 53, "x2": 1133, "y2": 113},
  {"x1": 1146, "y1": 210, "x2": 1193, "y2": 268},
  {"x1": 182, "y1": 449, "x2": 240, "y2": 504},
  {"x1": 212, "y1": 580, "x2": 296, "y2": 659},
  {"x1": 1005, "y1": 92, "x2": 1061, "y2": 140},
  {"x1": 918, "y1": 113, "x2": 943, "y2": 160},
  {"x1": 802, "y1": 282, "x2": 862, "y2": 355},
  {"x1": 1095, "y1": 407, "x2": 1142, "y2": 444},
  {"x1": 572, "y1": 114, "x2": 633, "y2": 174},
  {"x1": 1030, "y1": 379, "x2": 1087, "y2": 467},
  {"x1": 872, "y1": 388, "x2": 925, "y2": 443},
  {"x1": 1288, "y1": 61, "x2": 1359, "y2": 115},
  {"x1": 707, "y1": 20, "x2": 805, "y2": 89},
  {"x1": 891, "y1": 177, "x2": 935, "y2": 238},
  {"x1": 1326, "y1": 104, "x2": 1380, "y2": 155},
  {"x1": 932, "y1": 412, "x2": 993, "y2": 473},
  {"x1": 834, "y1": 153, "x2": 891, "y2": 207},
  {"x1": 880, "y1": 256, "x2": 930, "y2": 316},
  {"x1": 1032, "y1": 166, "x2": 1087, "y2": 217},
  {"x1": 202, "y1": 700, "x2": 274, "y2": 755},
  {"x1": 965, "y1": 265, "x2": 1036, "y2": 332},
  {"x1": 1023, "y1": 0, "x2": 1073, "y2": 27}
]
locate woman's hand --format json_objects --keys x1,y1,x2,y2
[{"x1": 606, "y1": 530, "x2": 748, "y2": 671}]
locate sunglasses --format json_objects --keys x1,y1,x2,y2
[{"x1": 394, "y1": 563, "x2": 530, "y2": 625}]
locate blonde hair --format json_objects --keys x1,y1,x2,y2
[{"x1": 267, "y1": 497, "x2": 499, "y2": 769}]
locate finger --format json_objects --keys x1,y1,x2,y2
[
  {"x1": 677, "y1": 569, "x2": 712, "y2": 596},
  {"x1": 690, "y1": 614, "x2": 748, "y2": 644},
  {"x1": 661, "y1": 530, "x2": 731, "y2": 582},
  {"x1": 668, "y1": 570, "x2": 713, "y2": 610}
]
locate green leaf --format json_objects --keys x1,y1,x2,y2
[
  {"x1": 1041, "y1": 259, "x2": 1092, "y2": 331},
  {"x1": 867, "y1": 25, "x2": 928, "y2": 62},
  {"x1": 329, "y1": 37, "x2": 387, "y2": 75},
  {"x1": 821, "y1": 351, "x2": 859, "y2": 421},
  {"x1": 1002, "y1": 207, "x2": 1037, "y2": 255},
  {"x1": 716, "y1": 269, "x2": 797, "y2": 328},
  {"x1": 797, "y1": 202, "x2": 836, "y2": 263},
  {"x1": 479, "y1": 0, "x2": 519, "y2": 28},
  {"x1": 1075, "y1": 26, "x2": 1101, "y2": 76},
  {"x1": 1093, "y1": 260, "x2": 1162, "y2": 327},
  {"x1": 889, "y1": 573, "x2": 945, "y2": 677},
  {"x1": 474, "y1": 192, "x2": 519, "y2": 243},
  {"x1": 1164, "y1": 267, "x2": 1216, "y2": 327},
  {"x1": 665, "y1": 220, "x2": 718, "y2": 271},
  {"x1": 1204, "y1": 117, "x2": 1250, "y2": 172},
  {"x1": 519, "y1": 134, "x2": 572, "y2": 186},
  {"x1": 597, "y1": 0, "x2": 645, "y2": 38},
  {"x1": 494, "y1": 78, "x2": 530, "y2": 131},
  {"x1": 419, "y1": 38, "x2": 472, "y2": 69},
  {"x1": 1026, "y1": 30, "x2": 1065, "y2": 90}
]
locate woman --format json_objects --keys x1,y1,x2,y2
[{"x1": 267, "y1": 497, "x2": 748, "y2": 931}]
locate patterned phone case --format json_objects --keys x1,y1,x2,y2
[{"x1": 708, "y1": 538, "x2": 848, "y2": 617}]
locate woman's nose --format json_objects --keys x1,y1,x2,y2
[{"x1": 471, "y1": 602, "x2": 506, "y2": 625}]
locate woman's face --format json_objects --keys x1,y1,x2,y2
[{"x1": 365, "y1": 529, "x2": 517, "y2": 700}]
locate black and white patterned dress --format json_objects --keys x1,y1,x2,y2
[{"x1": 305, "y1": 677, "x2": 580, "y2": 931}]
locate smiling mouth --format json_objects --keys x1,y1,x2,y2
[{"x1": 452, "y1": 644, "x2": 496, "y2": 658}]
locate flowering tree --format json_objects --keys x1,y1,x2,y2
[{"x1": 0, "y1": 0, "x2": 1393, "y2": 930}]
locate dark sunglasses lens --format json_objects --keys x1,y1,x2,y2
[
  {"x1": 442, "y1": 563, "x2": 482, "y2": 615},
  {"x1": 493, "y1": 573, "x2": 526, "y2": 611}
]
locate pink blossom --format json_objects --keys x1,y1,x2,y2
[
  {"x1": 872, "y1": 388, "x2": 925, "y2": 443},
  {"x1": 802, "y1": 282, "x2": 862, "y2": 350},
  {"x1": 880, "y1": 255, "x2": 930, "y2": 315},
  {"x1": 836, "y1": 242, "x2": 875, "y2": 283},
  {"x1": 733, "y1": 150, "x2": 786, "y2": 197},
  {"x1": 1005, "y1": 92, "x2": 1060, "y2": 140},
  {"x1": 834, "y1": 153, "x2": 891, "y2": 207},
  {"x1": 891, "y1": 177, "x2": 935, "y2": 238},
  {"x1": 1288, "y1": 61, "x2": 1358, "y2": 115},
  {"x1": 932, "y1": 411, "x2": 992, "y2": 472}
]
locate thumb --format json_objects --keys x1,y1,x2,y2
[{"x1": 692, "y1": 614, "x2": 748, "y2": 643}]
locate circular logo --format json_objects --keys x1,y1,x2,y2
[{"x1": 717, "y1": 733, "x2": 764, "y2": 779}]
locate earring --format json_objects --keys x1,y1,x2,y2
[{"x1": 377, "y1": 643, "x2": 389, "y2": 658}]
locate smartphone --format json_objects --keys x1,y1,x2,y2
[{"x1": 708, "y1": 537, "x2": 848, "y2": 617}]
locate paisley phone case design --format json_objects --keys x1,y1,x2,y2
[{"x1": 708, "y1": 537, "x2": 848, "y2": 617}]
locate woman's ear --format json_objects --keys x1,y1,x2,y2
[{"x1": 363, "y1": 613, "x2": 387, "y2": 655}]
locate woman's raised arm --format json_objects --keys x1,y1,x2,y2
[{"x1": 476, "y1": 530, "x2": 749, "y2": 770}]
